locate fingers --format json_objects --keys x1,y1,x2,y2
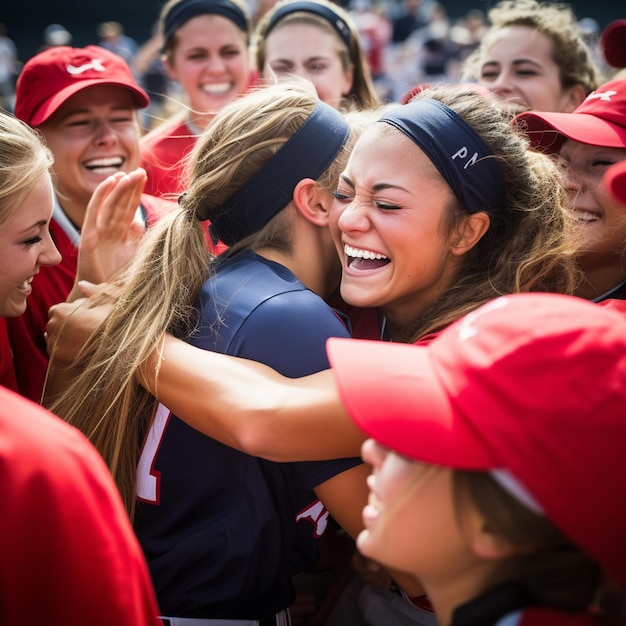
[{"x1": 95, "y1": 168, "x2": 148, "y2": 233}]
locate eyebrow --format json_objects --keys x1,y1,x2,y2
[
  {"x1": 19, "y1": 219, "x2": 48, "y2": 234},
  {"x1": 339, "y1": 174, "x2": 410, "y2": 193}
]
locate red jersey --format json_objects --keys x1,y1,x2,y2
[
  {"x1": 0, "y1": 385, "x2": 161, "y2": 626},
  {"x1": 6, "y1": 194, "x2": 176, "y2": 402},
  {"x1": 0, "y1": 319, "x2": 17, "y2": 392},
  {"x1": 140, "y1": 116, "x2": 196, "y2": 199}
]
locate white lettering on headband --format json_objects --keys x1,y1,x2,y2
[{"x1": 378, "y1": 99, "x2": 507, "y2": 215}]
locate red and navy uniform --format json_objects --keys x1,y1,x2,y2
[
  {"x1": 135, "y1": 249, "x2": 360, "y2": 619},
  {"x1": 6, "y1": 194, "x2": 176, "y2": 402}
]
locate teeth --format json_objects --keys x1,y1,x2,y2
[
  {"x1": 201, "y1": 83, "x2": 231, "y2": 94},
  {"x1": 84, "y1": 157, "x2": 123, "y2": 169},
  {"x1": 575, "y1": 210, "x2": 600, "y2": 222},
  {"x1": 344, "y1": 244, "x2": 388, "y2": 261}
]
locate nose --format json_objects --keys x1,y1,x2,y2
[
  {"x1": 93, "y1": 120, "x2": 118, "y2": 147},
  {"x1": 336, "y1": 197, "x2": 370, "y2": 233},
  {"x1": 488, "y1": 71, "x2": 514, "y2": 97},
  {"x1": 561, "y1": 162, "x2": 584, "y2": 194},
  {"x1": 40, "y1": 233, "x2": 62, "y2": 268},
  {"x1": 204, "y1": 55, "x2": 227, "y2": 73}
]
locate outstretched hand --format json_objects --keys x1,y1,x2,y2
[
  {"x1": 70, "y1": 168, "x2": 147, "y2": 300},
  {"x1": 45, "y1": 282, "x2": 116, "y2": 363}
]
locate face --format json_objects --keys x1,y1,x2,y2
[
  {"x1": 329, "y1": 123, "x2": 462, "y2": 335},
  {"x1": 0, "y1": 174, "x2": 61, "y2": 317},
  {"x1": 263, "y1": 22, "x2": 353, "y2": 109},
  {"x1": 559, "y1": 140, "x2": 626, "y2": 262},
  {"x1": 38, "y1": 85, "x2": 141, "y2": 212},
  {"x1": 165, "y1": 14, "x2": 250, "y2": 117},
  {"x1": 359, "y1": 439, "x2": 478, "y2": 584},
  {"x1": 478, "y1": 26, "x2": 583, "y2": 113}
]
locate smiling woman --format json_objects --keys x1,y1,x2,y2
[
  {"x1": 139, "y1": 0, "x2": 254, "y2": 199},
  {"x1": 513, "y1": 78, "x2": 626, "y2": 302},
  {"x1": 6, "y1": 44, "x2": 176, "y2": 402},
  {"x1": 254, "y1": 0, "x2": 379, "y2": 111},
  {"x1": 461, "y1": 0, "x2": 600, "y2": 115},
  {"x1": 0, "y1": 112, "x2": 59, "y2": 321}
]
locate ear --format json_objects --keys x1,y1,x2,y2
[
  {"x1": 450, "y1": 212, "x2": 490, "y2": 257},
  {"x1": 559, "y1": 85, "x2": 587, "y2": 113},
  {"x1": 162, "y1": 54, "x2": 178, "y2": 82},
  {"x1": 342, "y1": 64, "x2": 355, "y2": 97},
  {"x1": 292, "y1": 178, "x2": 333, "y2": 227},
  {"x1": 470, "y1": 521, "x2": 521, "y2": 561}
]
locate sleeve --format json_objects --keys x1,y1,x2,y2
[{"x1": 0, "y1": 388, "x2": 161, "y2": 626}]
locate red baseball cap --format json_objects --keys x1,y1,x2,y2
[
  {"x1": 601, "y1": 19, "x2": 626, "y2": 68},
  {"x1": 14, "y1": 45, "x2": 149, "y2": 127},
  {"x1": 327, "y1": 292, "x2": 626, "y2": 585},
  {"x1": 604, "y1": 160, "x2": 626, "y2": 206},
  {"x1": 511, "y1": 79, "x2": 626, "y2": 153}
]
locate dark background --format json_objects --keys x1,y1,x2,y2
[{"x1": 1, "y1": 0, "x2": 621, "y2": 65}]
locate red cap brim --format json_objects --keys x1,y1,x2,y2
[
  {"x1": 29, "y1": 80, "x2": 150, "y2": 127},
  {"x1": 326, "y1": 337, "x2": 495, "y2": 469},
  {"x1": 513, "y1": 110, "x2": 626, "y2": 153}
]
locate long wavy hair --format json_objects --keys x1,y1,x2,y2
[
  {"x1": 401, "y1": 85, "x2": 581, "y2": 343},
  {"x1": 46, "y1": 82, "x2": 359, "y2": 518}
]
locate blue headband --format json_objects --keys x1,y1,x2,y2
[
  {"x1": 265, "y1": 1, "x2": 352, "y2": 50},
  {"x1": 163, "y1": 0, "x2": 249, "y2": 48},
  {"x1": 208, "y1": 100, "x2": 350, "y2": 246},
  {"x1": 378, "y1": 99, "x2": 507, "y2": 215}
]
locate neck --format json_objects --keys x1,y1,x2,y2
[
  {"x1": 255, "y1": 219, "x2": 340, "y2": 300},
  {"x1": 56, "y1": 192, "x2": 88, "y2": 230},
  {"x1": 575, "y1": 257, "x2": 626, "y2": 300}
]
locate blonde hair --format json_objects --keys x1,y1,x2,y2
[
  {"x1": 47, "y1": 82, "x2": 359, "y2": 517},
  {"x1": 253, "y1": 0, "x2": 379, "y2": 111},
  {"x1": 462, "y1": 0, "x2": 600, "y2": 95},
  {"x1": 402, "y1": 85, "x2": 581, "y2": 342},
  {"x1": 0, "y1": 111, "x2": 53, "y2": 230}
]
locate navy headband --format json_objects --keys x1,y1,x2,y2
[
  {"x1": 207, "y1": 100, "x2": 350, "y2": 246},
  {"x1": 378, "y1": 99, "x2": 507, "y2": 215},
  {"x1": 265, "y1": 1, "x2": 352, "y2": 50},
  {"x1": 163, "y1": 0, "x2": 249, "y2": 48}
]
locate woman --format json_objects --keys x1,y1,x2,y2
[
  {"x1": 0, "y1": 108, "x2": 161, "y2": 626},
  {"x1": 462, "y1": 0, "x2": 600, "y2": 115},
  {"x1": 254, "y1": 0, "x2": 379, "y2": 111},
  {"x1": 48, "y1": 84, "x2": 580, "y2": 461},
  {"x1": 8, "y1": 44, "x2": 176, "y2": 402},
  {"x1": 330, "y1": 292, "x2": 625, "y2": 626},
  {"x1": 140, "y1": 0, "x2": 255, "y2": 199},
  {"x1": 513, "y1": 78, "x2": 626, "y2": 301},
  {"x1": 48, "y1": 82, "x2": 380, "y2": 623}
]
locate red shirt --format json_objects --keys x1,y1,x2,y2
[
  {"x1": 6, "y1": 194, "x2": 176, "y2": 402},
  {"x1": 0, "y1": 385, "x2": 162, "y2": 626}
]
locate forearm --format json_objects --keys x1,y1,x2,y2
[{"x1": 139, "y1": 334, "x2": 365, "y2": 461}]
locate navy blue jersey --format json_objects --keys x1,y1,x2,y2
[{"x1": 135, "y1": 250, "x2": 359, "y2": 619}]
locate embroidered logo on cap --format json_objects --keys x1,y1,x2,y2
[
  {"x1": 66, "y1": 59, "x2": 106, "y2": 75},
  {"x1": 587, "y1": 90, "x2": 617, "y2": 103}
]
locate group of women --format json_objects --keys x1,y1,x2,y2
[{"x1": 2, "y1": 0, "x2": 626, "y2": 625}]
